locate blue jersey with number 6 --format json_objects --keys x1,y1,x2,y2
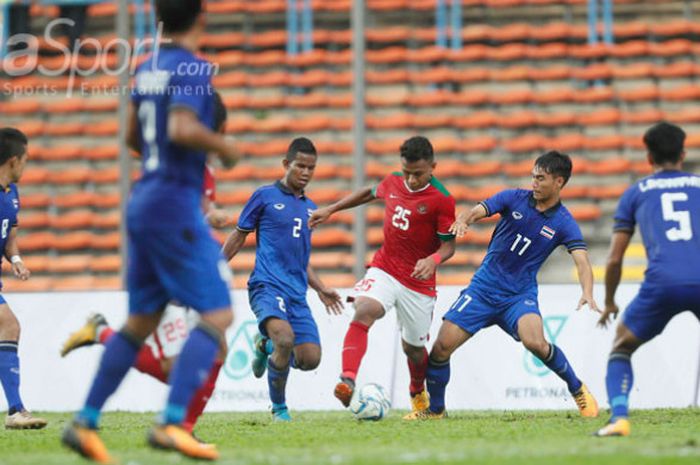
[
  {"x1": 129, "y1": 44, "x2": 215, "y2": 227},
  {"x1": 614, "y1": 170, "x2": 700, "y2": 285},
  {"x1": 472, "y1": 189, "x2": 587, "y2": 295},
  {"x1": 237, "y1": 181, "x2": 317, "y2": 299}
]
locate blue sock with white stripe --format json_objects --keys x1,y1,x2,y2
[
  {"x1": 77, "y1": 331, "x2": 141, "y2": 429},
  {"x1": 163, "y1": 325, "x2": 220, "y2": 425},
  {"x1": 426, "y1": 357, "x2": 450, "y2": 414},
  {"x1": 540, "y1": 344, "x2": 582, "y2": 394},
  {"x1": 606, "y1": 352, "x2": 633, "y2": 420},
  {"x1": 0, "y1": 341, "x2": 24, "y2": 415}
]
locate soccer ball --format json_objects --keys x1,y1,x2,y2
[{"x1": 349, "y1": 383, "x2": 391, "y2": 421}]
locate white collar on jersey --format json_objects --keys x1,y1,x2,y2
[{"x1": 403, "y1": 179, "x2": 432, "y2": 194}]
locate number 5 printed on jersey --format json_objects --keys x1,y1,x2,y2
[{"x1": 661, "y1": 192, "x2": 693, "y2": 241}]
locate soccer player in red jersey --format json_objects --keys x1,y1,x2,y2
[
  {"x1": 309, "y1": 136, "x2": 456, "y2": 416},
  {"x1": 60, "y1": 91, "x2": 230, "y2": 439}
]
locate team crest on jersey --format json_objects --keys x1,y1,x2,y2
[
  {"x1": 540, "y1": 225, "x2": 556, "y2": 240},
  {"x1": 273, "y1": 203, "x2": 286, "y2": 210},
  {"x1": 512, "y1": 211, "x2": 523, "y2": 220},
  {"x1": 417, "y1": 203, "x2": 428, "y2": 214}
]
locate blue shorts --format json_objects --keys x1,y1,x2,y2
[
  {"x1": 127, "y1": 222, "x2": 231, "y2": 315},
  {"x1": 443, "y1": 284, "x2": 540, "y2": 341},
  {"x1": 623, "y1": 284, "x2": 700, "y2": 341},
  {"x1": 249, "y1": 284, "x2": 320, "y2": 346}
]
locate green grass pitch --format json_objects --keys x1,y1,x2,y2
[{"x1": 1, "y1": 409, "x2": 699, "y2": 465}]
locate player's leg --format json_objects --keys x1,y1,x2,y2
[
  {"x1": 288, "y1": 299, "x2": 322, "y2": 372},
  {"x1": 404, "y1": 320, "x2": 472, "y2": 419},
  {"x1": 0, "y1": 301, "x2": 46, "y2": 429},
  {"x1": 336, "y1": 268, "x2": 393, "y2": 406},
  {"x1": 63, "y1": 311, "x2": 164, "y2": 464},
  {"x1": 516, "y1": 312, "x2": 598, "y2": 417},
  {"x1": 394, "y1": 287, "x2": 434, "y2": 414},
  {"x1": 264, "y1": 317, "x2": 296, "y2": 421},
  {"x1": 595, "y1": 322, "x2": 642, "y2": 437},
  {"x1": 182, "y1": 339, "x2": 226, "y2": 435}
]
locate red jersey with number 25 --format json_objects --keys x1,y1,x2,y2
[{"x1": 369, "y1": 173, "x2": 456, "y2": 297}]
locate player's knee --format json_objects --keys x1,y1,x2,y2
[
  {"x1": 271, "y1": 331, "x2": 294, "y2": 354},
  {"x1": 523, "y1": 338, "x2": 549, "y2": 359},
  {"x1": 296, "y1": 355, "x2": 320, "y2": 371},
  {"x1": 0, "y1": 309, "x2": 20, "y2": 341},
  {"x1": 430, "y1": 339, "x2": 453, "y2": 362},
  {"x1": 353, "y1": 304, "x2": 383, "y2": 326}
]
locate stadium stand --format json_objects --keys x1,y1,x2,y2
[{"x1": 0, "y1": 0, "x2": 697, "y2": 291}]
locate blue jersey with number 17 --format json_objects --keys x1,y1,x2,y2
[
  {"x1": 129, "y1": 44, "x2": 215, "y2": 227},
  {"x1": 614, "y1": 170, "x2": 700, "y2": 285},
  {"x1": 471, "y1": 189, "x2": 587, "y2": 295}
]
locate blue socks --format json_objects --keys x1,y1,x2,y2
[
  {"x1": 0, "y1": 341, "x2": 24, "y2": 414},
  {"x1": 267, "y1": 358, "x2": 290, "y2": 407},
  {"x1": 163, "y1": 325, "x2": 219, "y2": 425},
  {"x1": 77, "y1": 331, "x2": 141, "y2": 429},
  {"x1": 606, "y1": 352, "x2": 633, "y2": 420},
  {"x1": 540, "y1": 344, "x2": 582, "y2": 394},
  {"x1": 426, "y1": 357, "x2": 450, "y2": 414}
]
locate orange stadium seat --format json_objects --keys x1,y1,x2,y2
[
  {"x1": 529, "y1": 65, "x2": 571, "y2": 81},
  {"x1": 21, "y1": 212, "x2": 50, "y2": 230},
  {"x1": 611, "y1": 62, "x2": 654, "y2": 80},
  {"x1": 91, "y1": 232, "x2": 121, "y2": 250},
  {"x1": 653, "y1": 61, "x2": 698, "y2": 79},
  {"x1": 0, "y1": 99, "x2": 41, "y2": 115},
  {"x1": 660, "y1": 84, "x2": 700, "y2": 101},
  {"x1": 451, "y1": 67, "x2": 490, "y2": 83},
  {"x1": 52, "y1": 276, "x2": 97, "y2": 292},
  {"x1": 649, "y1": 39, "x2": 693, "y2": 57},
  {"x1": 21, "y1": 194, "x2": 51, "y2": 209},
  {"x1": 48, "y1": 255, "x2": 92, "y2": 274},
  {"x1": 49, "y1": 168, "x2": 91, "y2": 185},
  {"x1": 577, "y1": 108, "x2": 621, "y2": 126},
  {"x1": 409, "y1": 67, "x2": 452, "y2": 85},
  {"x1": 536, "y1": 111, "x2": 577, "y2": 127},
  {"x1": 312, "y1": 228, "x2": 353, "y2": 247},
  {"x1": 20, "y1": 168, "x2": 50, "y2": 185},
  {"x1": 503, "y1": 134, "x2": 546, "y2": 153},
  {"x1": 3, "y1": 277, "x2": 54, "y2": 293},
  {"x1": 587, "y1": 158, "x2": 632, "y2": 176},
  {"x1": 453, "y1": 111, "x2": 498, "y2": 130},
  {"x1": 548, "y1": 133, "x2": 585, "y2": 152},
  {"x1": 623, "y1": 108, "x2": 664, "y2": 125},
  {"x1": 457, "y1": 136, "x2": 499, "y2": 153},
  {"x1": 93, "y1": 193, "x2": 121, "y2": 209},
  {"x1": 50, "y1": 210, "x2": 95, "y2": 230},
  {"x1": 92, "y1": 212, "x2": 121, "y2": 230},
  {"x1": 618, "y1": 85, "x2": 659, "y2": 102},
  {"x1": 448, "y1": 46, "x2": 488, "y2": 63}
]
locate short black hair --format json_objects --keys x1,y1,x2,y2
[
  {"x1": 400, "y1": 136, "x2": 434, "y2": 163},
  {"x1": 213, "y1": 91, "x2": 227, "y2": 133},
  {"x1": 0, "y1": 128, "x2": 28, "y2": 166},
  {"x1": 156, "y1": 0, "x2": 202, "y2": 34},
  {"x1": 534, "y1": 150, "x2": 572, "y2": 186},
  {"x1": 286, "y1": 137, "x2": 317, "y2": 161},
  {"x1": 643, "y1": 121, "x2": 686, "y2": 165}
]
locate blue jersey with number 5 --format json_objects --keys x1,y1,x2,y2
[
  {"x1": 237, "y1": 181, "x2": 317, "y2": 299},
  {"x1": 472, "y1": 189, "x2": 586, "y2": 295},
  {"x1": 614, "y1": 170, "x2": 700, "y2": 285},
  {"x1": 129, "y1": 44, "x2": 215, "y2": 227}
]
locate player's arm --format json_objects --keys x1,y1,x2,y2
[
  {"x1": 4, "y1": 227, "x2": 29, "y2": 281},
  {"x1": 411, "y1": 238, "x2": 456, "y2": 281},
  {"x1": 168, "y1": 108, "x2": 241, "y2": 168},
  {"x1": 308, "y1": 186, "x2": 375, "y2": 228},
  {"x1": 449, "y1": 203, "x2": 488, "y2": 237},
  {"x1": 202, "y1": 197, "x2": 229, "y2": 229},
  {"x1": 600, "y1": 231, "x2": 632, "y2": 327},
  {"x1": 307, "y1": 265, "x2": 343, "y2": 315},
  {"x1": 570, "y1": 249, "x2": 600, "y2": 314},
  {"x1": 221, "y1": 227, "x2": 250, "y2": 261},
  {"x1": 125, "y1": 101, "x2": 140, "y2": 154}
]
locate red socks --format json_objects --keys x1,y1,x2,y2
[
  {"x1": 408, "y1": 347, "x2": 429, "y2": 396},
  {"x1": 133, "y1": 345, "x2": 168, "y2": 383},
  {"x1": 182, "y1": 359, "x2": 223, "y2": 433},
  {"x1": 341, "y1": 321, "x2": 370, "y2": 380}
]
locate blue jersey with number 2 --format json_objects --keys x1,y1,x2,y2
[
  {"x1": 472, "y1": 189, "x2": 586, "y2": 295},
  {"x1": 614, "y1": 170, "x2": 700, "y2": 285}
]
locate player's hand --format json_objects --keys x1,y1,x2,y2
[
  {"x1": 308, "y1": 207, "x2": 332, "y2": 229},
  {"x1": 206, "y1": 208, "x2": 231, "y2": 229},
  {"x1": 219, "y1": 138, "x2": 241, "y2": 169},
  {"x1": 12, "y1": 261, "x2": 30, "y2": 281},
  {"x1": 318, "y1": 288, "x2": 343, "y2": 315},
  {"x1": 411, "y1": 257, "x2": 437, "y2": 281},
  {"x1": 449, "y1": 211, "x2": 470, "y2": 237},
  {"x1": 597, "y1": 301, "x2": 620, "y2": 328},
  {"x1": 576, "y1": 294, "x2": 601, "y2": 314}
]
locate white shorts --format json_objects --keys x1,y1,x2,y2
[
  {"x1": 353, "y1": 267, "x2": 436, "y2": 347},
  {"x1": 144, "y1": 304, "x2": 200, "y2": 359}
]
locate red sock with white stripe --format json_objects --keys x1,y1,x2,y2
[{"x1": 341, "y1": 321, "x2": 370, "y2": 381}]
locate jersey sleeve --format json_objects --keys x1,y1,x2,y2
[
  {"x1": 11, "y1": 184, "x2": 19, "y2": 227},
  {"x1": 560, "y1": 216, "x2": 587, "y2": 253},
  {"x1": 168, "y1": 61, "x2": 214, "y2": 118},
  {"x1": 437, "y1": 195, "x2": 456, "y2": 242},
  {"x1": 480, "y1": 189, "x2": 518, "y2": 217},
  {"x1": 371, "y1": 175, "x2": 393, "y2": 200},
  {"x1": 613, "y1": 184, "x2": 637, "y2": 234},
  {"x1": 237, "y1": 189, "x2": 265, "y2": 232}
]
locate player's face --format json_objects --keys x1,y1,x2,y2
[
  {"x1": 531, "y1": 166, "x2": 563, "y2": 201},
  {"x1": 284, "y1": 152, "x2": 317, "y2": 191},
  {"x1": 401, "y1": 158, "x2": 435, "y2": 191},
  {"x1": 10, "y1": 149, "x2": 28, "y2": 183}
]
